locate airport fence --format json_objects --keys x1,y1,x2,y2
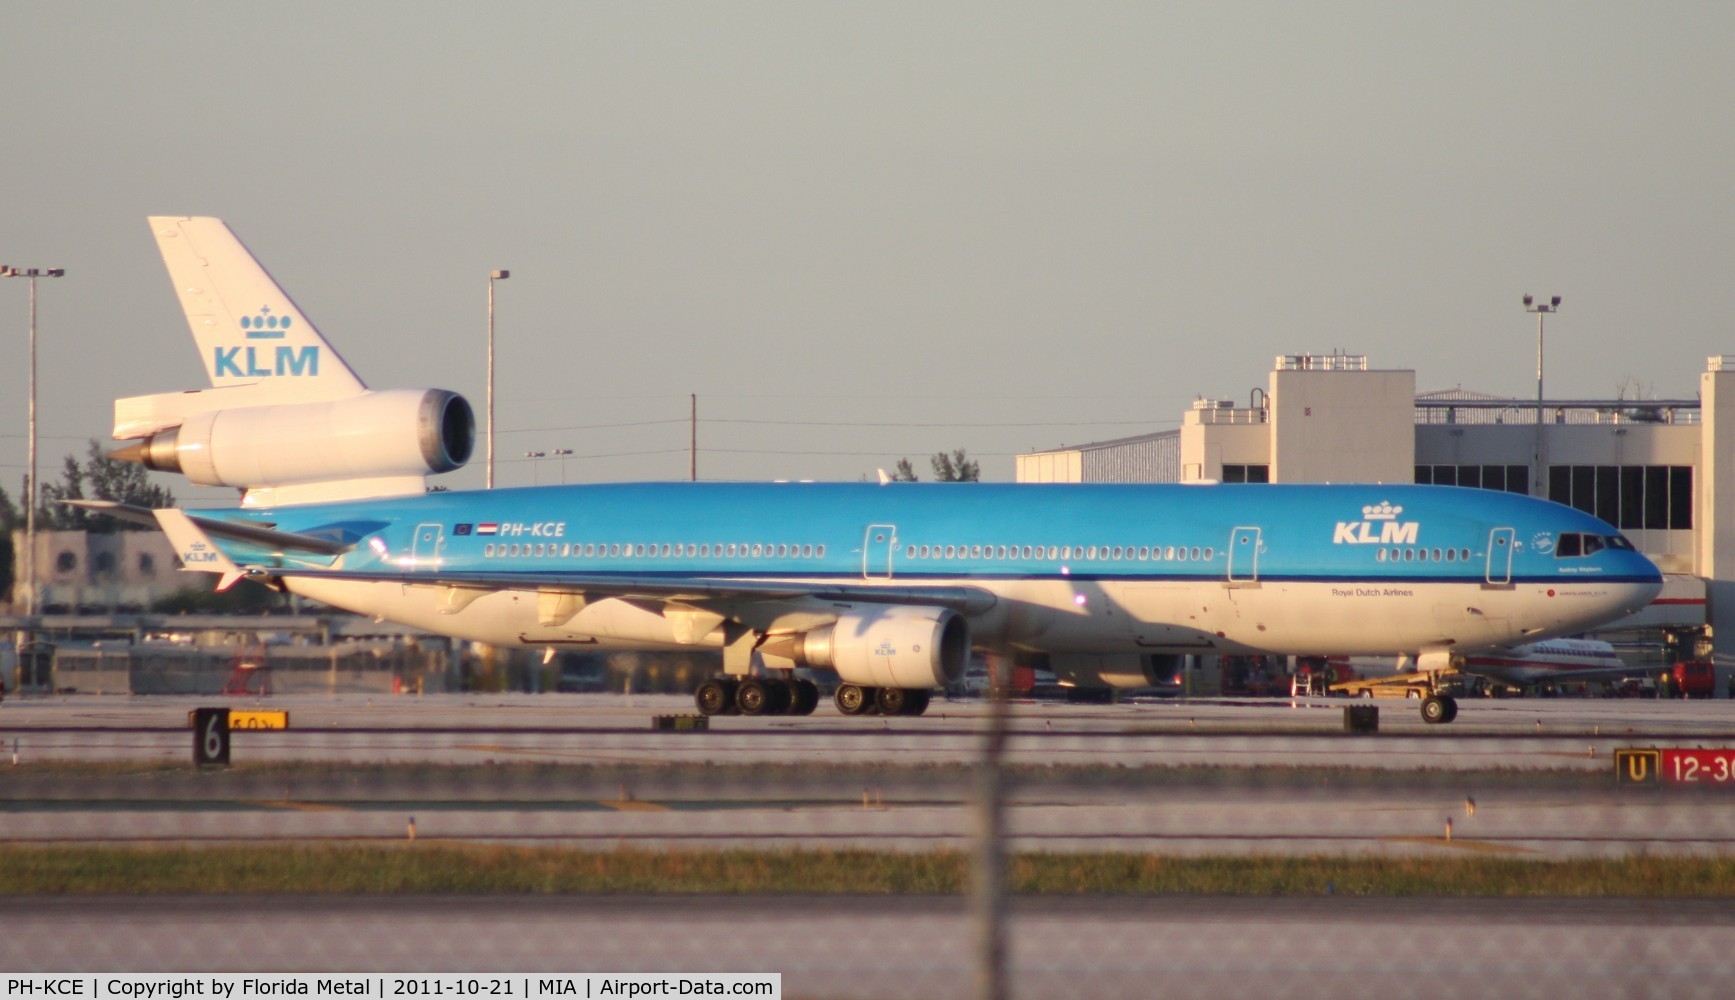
[
  {"x1": 4, "y1": 690, "x2": 1735, "y2": 999},
  {"x1": 49, "y1": 642, "x2": 453, "y2": 696}
]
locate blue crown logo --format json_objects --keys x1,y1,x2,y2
[{"x1": 239, "y1": 305, "x2": 292, "y2": 339}]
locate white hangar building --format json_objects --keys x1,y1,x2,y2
[{"x1": 1018, "y1": 353, "x2": 1734, "y2": 673}]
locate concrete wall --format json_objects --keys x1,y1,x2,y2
[
  {"x1": 1179, "y1": 420, "x2": 1269, "y2": 483},
  {"x1": 1269, "y1": 368, "x2": 1416, "y2": 484},
  {"x1": 11, "y1": 530, "x2": 182, "y2": 611},
  {"x1": 1016, "y1": 450, "x2": 1082, "y2": 483}
]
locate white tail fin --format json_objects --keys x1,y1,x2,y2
[
  {"x1": 119, "y1": 217, "x2": 472, "y2": 507},
  {"x1": 149, "y1": 216, "x2": 366, "y2": 398}
]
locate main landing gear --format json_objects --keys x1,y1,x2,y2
[
  {"x1": 833, "y1": 683, "x2": 932, "y2": 717},
  {"x1": 693, "y1": 677, "x2": 934, "y2": 717},
  {"x1": 694, "y1": 676, "x2": 821, "y2": 717}
]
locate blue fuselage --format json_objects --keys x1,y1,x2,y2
[{"x1": 205, "y1": 481, "x2": 1662, "y2": 657}]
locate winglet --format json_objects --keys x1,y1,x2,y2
[{"x1": 153, "y1": 508, "x2": 245, "y2": 591}]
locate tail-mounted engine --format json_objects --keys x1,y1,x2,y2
[{"x1": 113, "y1": 388, "x2": 473, "y2": 505}]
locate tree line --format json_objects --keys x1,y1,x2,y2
[
  {"x1": 1, "y1": 440, "x2": 178, "y2": 599},
  {"x1": 887, "y1": 449, "x2": 981, "y2": 482}
]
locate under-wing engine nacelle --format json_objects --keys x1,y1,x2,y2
[
  {"x1": 117, "y1": 389, "x2": 474, "y2": 490},
  {"x1": 1048, "y1": 653, "x2": 1179, "y2": 689},
  {"x1": 769, "y1": 605, "x2": 969, "y2": 689}
]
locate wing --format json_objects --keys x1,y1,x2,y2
[{"x1": 243, "y1": 565, "x2": 999, "y2": 616}]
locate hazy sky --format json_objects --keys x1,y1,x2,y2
[{"x1": 3, "y1": 2, "x2": 1732, "y2": 501}]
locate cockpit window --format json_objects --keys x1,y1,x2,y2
[{"x1": 1556, "y1": 532, "x2": 1627, "y2": 558}]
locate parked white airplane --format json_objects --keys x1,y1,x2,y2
[
  {"x1": 1458, "y1": 638, "x2": 1632, "y2": 690},
  {"x1": 83, "y1": 217, "x2": 1664, "y2": 724}
]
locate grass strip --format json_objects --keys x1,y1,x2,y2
[{"x1": 4, "y1": 846, "x2": 1734, "y2": 897}]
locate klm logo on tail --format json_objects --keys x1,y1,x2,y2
[
  {"x1": 1333, "y1": 501, "x2": 1420, "y2": 545},
  {"x1": 215, "y1": 304, "x2": 319, "y2": 377},
  {"x1": 240, "y1": 305, "x2": 291, "y2": 339},
  {"x1": 214, "y1": 346, "x2": 320, "y2": 378}
]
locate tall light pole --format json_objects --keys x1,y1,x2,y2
[
  {"x1": 487, "y1": 269, "x2": 510, "y2": 489},
  {"x1": 1523, "y1": 294, "x2": 1562, "y2": 497},
  {"x1": 1, "y1": 265, "x2": 65, "y2": 641}
]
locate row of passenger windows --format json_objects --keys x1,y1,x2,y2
[
  {"x1": 1367, "y1": 534, "x2": 1634, "y2": 564},
  {"x1": 1374, "y1": 547, "x2": 1474, "y2": 563},
  {"x1": 903, "y1": 544, "x2": 1215, "y2": 562},
  {"x1": 484, "y1": 542, "x2": 828, "y2": 560},
  {"x1": 478, "y1": 540, "x2": 1222, "y2": 563}
]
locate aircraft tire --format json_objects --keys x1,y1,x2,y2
[
  {"x1": 1440, "y1": 696, "x2": 1459, "y2": 723},
  {"x1": 764, "y1": 678, "x2": 794, "y2": 714},
  {"x1": 875, "y1": 686, "x2": 909, "y2": 715},
  {"x1": 736, "y1": 678, "x2": 771, "y2": 715},
  {"x1": 792, "y1": 679, "x2": 820, "y2": 716},
  {"x1": 1420, "y1": 695, "x2": 1452, "y2": 724},
  {"x1": 695, "y1": 679, "x2": 731, "y2": 716},
  {"x1": 903, "y1": 688, "x2": 932, "y2": 717},
  {"x1": 835, "y1": 683, "x2": 872, "y2": 716}
]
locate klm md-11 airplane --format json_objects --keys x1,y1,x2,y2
[{"x1": 83, "y1": 218, "x2": 1663, "y2": 724}]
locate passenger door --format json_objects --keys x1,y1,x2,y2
[
  {"x1": 862, "y1": 524, "x2": 897, "y2": 580},
  {"x1": 412, "y1": 522, "x2": 445, "y2": 570},
  {"x1": 1485, "y1": 527, "x2": 1515, "y2": 585},
  {"x1": 1227, "y1": 526, "x2": 1262, "y2": 583}
]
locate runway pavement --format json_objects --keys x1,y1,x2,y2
[
  {"x1": 4, "y1": 693, "x2": 1735, "y2": 858},
  {"x1": 7, "y1": 693, "x2": 1735, "y2": 997},
  {"x1": 4, "y1": 690, "x2": 1734, "y2": 768}
]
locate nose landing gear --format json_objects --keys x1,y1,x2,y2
[{"x1": 1420, "y1": 694, "x2": 1459, "y2": 724}]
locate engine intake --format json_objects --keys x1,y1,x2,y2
[{"x1": 768, "y1": 605, "x2": 968, "y2": 689}]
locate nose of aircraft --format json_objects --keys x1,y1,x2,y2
[{"x1": 1613, "y1": 550, "x2": 1665, "y2": 618}]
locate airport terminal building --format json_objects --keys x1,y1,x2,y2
[{"x1": 1018, "y1": 353, "x2": 1735, "y2": 673}]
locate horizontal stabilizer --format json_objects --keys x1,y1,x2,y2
[
  {"x1": 69, "y1": 500, "x2": 353, "y2": 556},
  {"x1": 152, "y1": 508, "x2": 245, "y2": 591},
  {"x1": 59, "y1": 499, "x2": 160, "y2": 529}
]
